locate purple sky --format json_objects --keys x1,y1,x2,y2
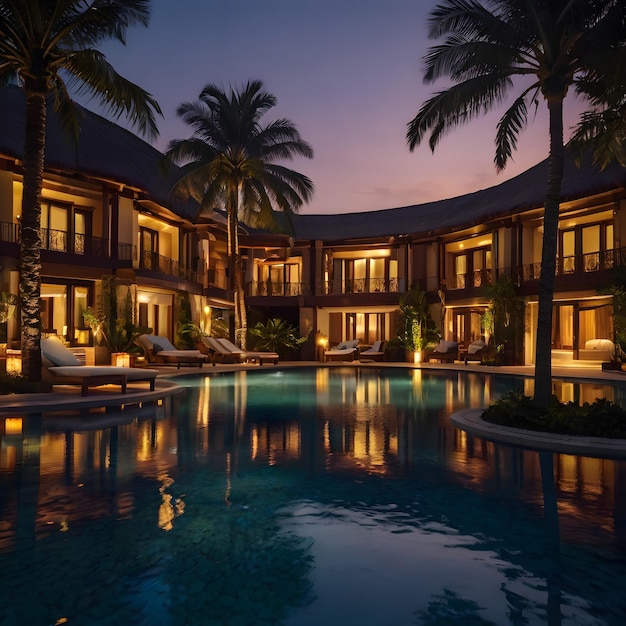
[{"x1": 96, "y1": 0, "x2": 587, "y2": 215}]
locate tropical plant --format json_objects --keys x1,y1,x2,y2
[
  {"x1": 598, "y1": 268, "x2": 626, "y2": 363},
  {"x1": 483, "y1": 275, "x2": 525, "y2": 364},
  {"x1": 406, "y1": 0, "x2": 626, "y2": 406},
  {"x1": 396, "y1": 286, "x2": 440, "y2": 353},
  {"x1": 165, "y1": 80, "x2": 314, "y2": 349},
  {"x1": 0, "y1": 292, "x2": 18, "y2": 324},
  {"x1": 177, "y1": 322, "x2": 203, "y2": 349},
  {"x1": 84, "y1": 276, "x2": 150, "y2": 354},
  {"x1": 0, "y1": 0, "x2": 161, "y2": 381},
  {"x1": 249, "y1": 318, "x2": 307, "y2": 356}
]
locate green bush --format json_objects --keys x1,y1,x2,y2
[
  {"x1": 482, "y1": 391, "x2": 626, "y2": 438},
  {"x1": 0, "y1": 372, "x2": 52, "y2": 395}
]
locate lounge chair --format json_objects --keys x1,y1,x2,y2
[
  {"x1": 199, "y1": 336, "x2": 239, "y2": 364},
  {"x1": 41, "y1": 337, "x2": 158, "y2": 395},
  {"x1": 324, "y1": 339, "x2": 360, "y2": 362},
  {"x1": 207, "y1": 337, "x2": 279, "y2": 365},
  {"x1": 359, "y1": 340, "x2": 385, "y2": 362},
  {"x1": 135, "y1": 334, "x2": 209, "y2": 368},
  {"x1": 424, "y1": 340, "x2": 459, "y2": 363},
  {"x1": 461, "y1": 339, "x2": 487, "y2": 364}
]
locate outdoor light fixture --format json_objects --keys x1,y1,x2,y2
[
  {"x1": 5, "y1": 417, "x2": 22, "y2": 435},
  {"x1": 5, "y1": 349, "x2": 21, "y2": 374},
  {"x1": 114, "y1": 353, "x2": 131, "y2": 368}
]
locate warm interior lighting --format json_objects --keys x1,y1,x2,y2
[
  {"x1": 114, "y1": 352, "x2": 131, "y2": 368},
  {"x1": 5, "y1": 350, "x2": 21, "y2": 374},
  {"x1": 75, "y1": 329, "x2": 90, "y2": 344},
  {"x1": 333, "y1": 248, "x2": 391, "y2": 259},
  {"x1": 5, "y1": 417, "x2": 22, "y2": 435}
]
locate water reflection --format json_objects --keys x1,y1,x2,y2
[{"x1": 1, "y1": 368, "x2": 626, "y2": 624}]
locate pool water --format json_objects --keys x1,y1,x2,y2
[{"x1": 1, "y1": 367, "x2": 626, "y2": 625}]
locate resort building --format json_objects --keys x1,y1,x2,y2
[{"x1": 1, "y1": 84, "x2": 625, "y2": 365}]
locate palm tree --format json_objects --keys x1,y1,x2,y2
[
  {"x1": 165, "y1": 80, "x2": 314, "y2": 349},
  {"x1": 406, "y1": 0, "x2": 626, "y2": 407},
  {"x1": 0, "y1": 0, "x2": 161, "y2": 382}
]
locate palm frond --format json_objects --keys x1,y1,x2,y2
[
  {"x1": 494, "y1": 87, "x2": 540, "y2": 170},
  {"x1": 64, "y1": 49, "x2": 161, "y2": 139},
  {"x1": 407, "y1": 73, "x2": 513, "y2": 151}
]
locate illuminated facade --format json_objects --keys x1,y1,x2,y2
[{"x1": 1, "y1": 84, "x2": 625, "y2": 364}]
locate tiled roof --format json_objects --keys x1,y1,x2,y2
[
  {"x1": 2, "y1": 84, "x2": 624, "y2": 240},
  {"x1": 280, "y1": 150, "x2": 626, "y2": 242}
]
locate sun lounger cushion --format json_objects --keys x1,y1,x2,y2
[
  {"x1": 467, "y1": 339, "x2": 486, "y2": 354},
  {"x1": 360, "y1": 340, "x2": 384, "y2": 354},
  {"x1": 42, "y1": 339, "x2": 82, "y2": 366},
  {"x1": 47, "y1": 365, "x2": 156, "y2": 382},
  {"x1": 136, "y1": 334, "x2": 177, "y2": 353},
  {"x1": 433, "y1": 340, "x2": 458, "y2": 353},
  {"x1": 332, "y1": 339, "x2": 360, "y2": 351}
]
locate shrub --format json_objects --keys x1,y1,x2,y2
[
  {"x1": 0, "y1": 372, "x2": 52, "y2": 395},
  {"x1": 482, "y1": 391, "x2": 626, "y2": 438}
]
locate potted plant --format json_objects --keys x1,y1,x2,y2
[{"x1": 84, "y1": 276, "x2": 151, "y2": 364}]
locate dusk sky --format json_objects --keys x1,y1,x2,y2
[{"x1": 96, "y1": 0, "x2": 587, "y2": 215}]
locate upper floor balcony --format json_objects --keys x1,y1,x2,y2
[
  {"x1": 1, "y1": 221, "x2": 226, "y2": 290},
  {"x1": 320, "y1": 277, "x2": 400, "y2": 295},
  {"x1": 247, "y1": 281, "x2": 311, "y2": 297},
  {"x1": 1, "y1": 221, "x2": 133, "y2": 261},
  {"x1": 246, "y1": 276, "x2": 401, "y2": 298},
  {"x1": 517, "y1": 247, "x2": 619, "y2": 282}
]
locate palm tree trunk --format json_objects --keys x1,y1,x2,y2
[
  {"x1": 227, "y1": 186, "x2": 247, "y2": 349},
  {"x1": 534, "y1": 98, "x2": 565, "y2": 407},
  {"x1": 19, "y1": 88, "x2": 46, "y2": 383}
]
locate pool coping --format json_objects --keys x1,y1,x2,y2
[{"x1": 451, "y1": 408, "x2": 626, "y2": 459}]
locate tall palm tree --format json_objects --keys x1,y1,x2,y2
[
  {"x1": 165, "y1": 80, "x2": 314, "y2": 349},
  {"x1": 406, "y1": 0, "x2": 626, "y2": 407},
  {"x1": 0, "y1": 0, "x2": 161, "y2": 381}
]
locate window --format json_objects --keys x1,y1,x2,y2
[
  {"x1": 560, "y1": 229, "x2": 575, "y2": 273},
  {"x1": 454, "y1": 254, "x2": 467, "y2": 289},
  {"x1": 40, "y1": 281, "x2": 93, "y2": 345},
  {"x1": 140, "y1": 227, "x2": 159, "y2": 270}
]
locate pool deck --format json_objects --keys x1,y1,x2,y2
[{"x1": 2, "y1": 360, "x2": 626, "y2": 457}]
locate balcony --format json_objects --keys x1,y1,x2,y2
[
  {"x1": 320, "y1": 277, "x2": 399, "y2": 295},
  {"x1": 452, "y1": 269, "x2": 492, "y2": 290},
  {"x1": 247, "y1": 281, "x2": 310, "y2": 297},
  {"x1": 518, "y1": 247, "x2": 621, "y2": 282},
  {"x1": 0, "y1": 221, "x2": 132, "y2": 260}
]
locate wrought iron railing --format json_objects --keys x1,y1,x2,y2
[
  {"x1": 319, "y1": 277, "x2": 399, "y2": 295},
  {"x1": 517, "y1": 247, "x2": 621, "y2": 282},
  {"x1": 247, "y1": 281, "x2": 310, "y2": 296}
]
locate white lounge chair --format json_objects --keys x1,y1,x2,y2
[
  {"x1": 359, "y1": 340, "x2": 385, "y2": 362},
  {"x1": 41, "y1": 337, "x2": 158, "y2": 395},
  {"x1": 324, "y1": 339, "x2": 360, "y2": 362},
  {"x1": 198, "y1": 336, "x2": 279, "y2": 365},
  {"x1": 135, "y1": 334, "x2": 209, "y2": 368},
  {"x1": 215, "y1": 337, "x2": 279, "y2": 365}
]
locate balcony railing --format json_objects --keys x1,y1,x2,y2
[
  {"x1": 247, "y1": 281, "x2": 310, "y2": 296},
  {"x1": 453, "y1": 269, "x2": 492, "y2": 290},
  {"x1": 518, "y1": 247, "x2": 621, "y2": 282},
  {"x1": 0, "y1": 221, "x2": 132, "y2": 260},
  {"x1": 320, "y1": 277, "x2": 399, "y2": 295}
]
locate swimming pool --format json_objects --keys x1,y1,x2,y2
[{"x1": 1, "y1": 366, "x2": 625, "y2": 625}]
